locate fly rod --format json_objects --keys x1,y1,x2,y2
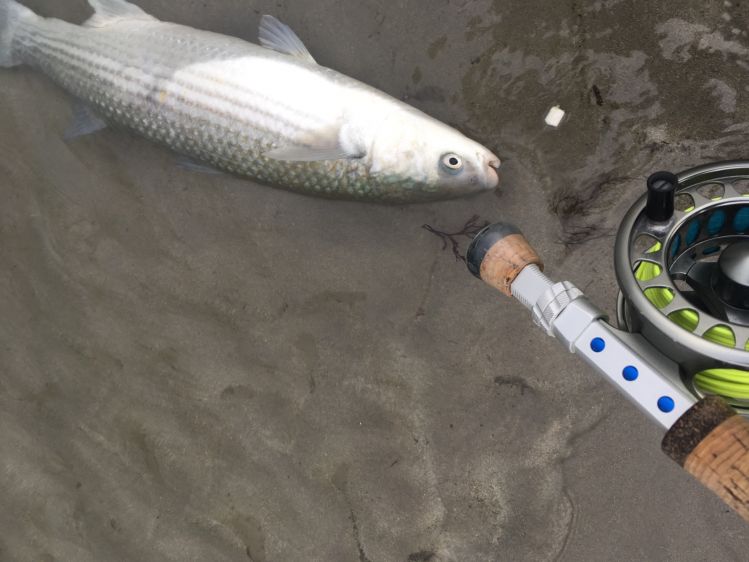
[{"x1": 467, "y1": 209, "x2": 749, "y2": 522}]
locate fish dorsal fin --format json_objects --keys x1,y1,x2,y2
[
  {"x1": 84, "y1": 0, "x2": 157, "y2": 27},
  {"x1": 258, "y1": 15, "x2": 317, "y2": 64}
]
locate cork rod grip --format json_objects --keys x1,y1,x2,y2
[
  {"x1": 662, "y1": 396, "x2": 749, "y2": 522},
  {"x1": 480, "y1": 235, "x2": 543, "y2": 296},
  {"x1": 466, "y1": 223, "x2": 543, "y2": 296}
]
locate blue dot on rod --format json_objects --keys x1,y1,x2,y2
[
  {"x1": 623, "y1": 366, "x2": 639, "y2": 381},
  {"x1": 590, "y1": 337, "x2": 605, "y2": 352},
  {"x1": 657, "y1": 396, "x2": 675, "y2": 413}
]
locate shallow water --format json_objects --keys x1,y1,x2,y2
[{"x1": 2, "y1": 1, "x2": 749, "y2": 560}]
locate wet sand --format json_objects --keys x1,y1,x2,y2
[{"x1": 2, "y1": 1, "x2": 749, "y2": 560}]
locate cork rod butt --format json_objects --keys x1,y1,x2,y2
[
  {"x1": 466, "y1": 222, "x2": 543, "y2": 296},
  {"x1": 662, "y1": 396, "x2": 749, "y2": 523}
]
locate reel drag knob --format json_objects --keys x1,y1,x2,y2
[{"x1": 646, "y1": 171, "x2": 678, "y2": 222}]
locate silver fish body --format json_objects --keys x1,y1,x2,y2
[{"x1": 1, "y1": 0, "x2": 501, "y2": 202}]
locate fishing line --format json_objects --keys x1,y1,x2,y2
[{"x1": 635, "y1": 252, "x2": 749, "y2": 401}]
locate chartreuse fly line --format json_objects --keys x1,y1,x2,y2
[{"x1": 635, "y1": 242, "x2": 749, "y2": 402}]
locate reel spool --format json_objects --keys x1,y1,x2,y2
[{"x1": 616, "y1": 161, "x2": 749, "y2": 412}]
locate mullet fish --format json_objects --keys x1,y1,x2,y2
[{"x1": 0, "y1": 0, "x2": 501, "y2": 202}]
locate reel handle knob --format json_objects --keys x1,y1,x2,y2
[
  {"x1": 663, "y1": 396, "x2": 749, "y2": 523},
  {"x1": 466, "y1": 222, "x2": 543, "y2": 296},
  {"x1": 646, "y1": 171, "x2": 679, "y2": 222}
]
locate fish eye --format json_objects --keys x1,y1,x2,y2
[{"x1": 441, "y1": 153, "x2": 463, "y2": 173}]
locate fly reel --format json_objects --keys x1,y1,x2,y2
[{"x1": 615, "y1": 161, "x2": 749, "y2": 411}]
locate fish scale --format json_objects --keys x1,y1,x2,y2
[{"x1": 0, "y1": 0, "x2": 501, "y2": 202}]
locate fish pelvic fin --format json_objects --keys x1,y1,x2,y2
[
  {"x1": 64, "y1": 100, "x2": 108, "y2": 140},
  {"x1": 176, "y1": 156, "x2": 224, "y2": 175},
  {"x1": 258, "y1": 15, "x2": 316, "y2": 64},
  {"x1": 85, "y1": 0, "x2": 157, "y2": 27},
  {"x1": 0, "y1": 0, "x2": 38, "y2": 67}
]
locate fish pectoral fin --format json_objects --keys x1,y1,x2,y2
[
  {"x1": 84, "y1": 0, "x2": 157, "y2": 27},
  {"x1": 176, "y1": 156, "x2": 224, "y2": 175},
  {"x1": 258, "y1": 15, "x2": 317, "y2": 64},
  {"x1": 264, "y1": 142, "x2": 364, "y2": 162},
  {"x1": 265, "y1": 123, "x2": 366, "y2": 162},
  {"x1": 64, "y1": 101, "x2": 107, "y2": 140}
]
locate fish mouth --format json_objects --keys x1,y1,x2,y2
[{"x1": 484, "y1": 157, "x2": 501, "y2": 190}]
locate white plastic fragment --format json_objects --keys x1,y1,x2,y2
[{"x1": 545, "y1": 106, "x2": 565, "y2": 127}]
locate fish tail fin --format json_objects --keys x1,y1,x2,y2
[{"x1": 0, "y1": 0, "x2": 37, "y2": 68}]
